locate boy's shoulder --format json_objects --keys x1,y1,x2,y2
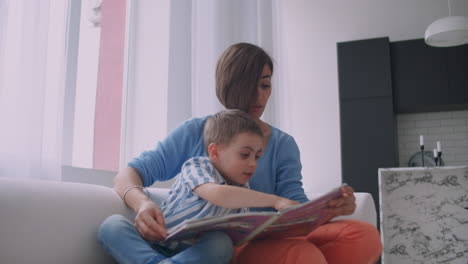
[
  {"x1": 177, "y1": 156, "x2": 231, "y2": 189},
  {"x1": 182, "y1": 156, "x2": 212, "y2": 168},
  {"x1": 181, "y1": 156, "x2": 217, "y2": 181}
]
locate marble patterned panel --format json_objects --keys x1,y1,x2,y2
[{"x1": 379, "y1": 166, "x2": 468, "y2": 264}]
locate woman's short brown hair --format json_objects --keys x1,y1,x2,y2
[
  {"x1": 203, "y1": 109, "x2": 264, "y2": 151},
  {"x1": 215, "y1": 43, "x2": 274, "y2": 112}
]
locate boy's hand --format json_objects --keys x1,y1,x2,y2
[
  {"x1": 274, "y1": 197, "x2": 300, "y2": 211},
  {"x1": 134, "y1": 200, "x2": 168, "y2": 241}
]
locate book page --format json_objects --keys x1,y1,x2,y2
[
  {"x1": 165, "y1": 185, "x2": 345, "y2": 244},
  {"x1": 166, "y1": 212, "x2": 274, "y2": 245},
  {"x1": 252, "y1": 185, "x2": 343, "y2": 240}
]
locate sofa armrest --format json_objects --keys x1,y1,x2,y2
[
  {"x1": 0, "y1": 177, "x2": 132, "y2": 264},
  {"x1": 147, "y1": 187, "x2": 171, "y2": 205},
  {"x1": 307, "y1": 192, "x2": 377, "y2": 227}
]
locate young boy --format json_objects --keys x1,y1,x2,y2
[{"x1": 98, "y1": 109, "x2": 298, "y2": 264}]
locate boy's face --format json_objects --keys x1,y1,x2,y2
[{"x1": 210, "y1": 132, "x2": 264, "y2": 185}]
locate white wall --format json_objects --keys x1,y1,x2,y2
[{"x1": 279, "y1": 0, "x2": 468, "y2": 193}]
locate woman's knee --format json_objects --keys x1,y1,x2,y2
[
  {"x1": 234, "y1": 238, "x2": 327, "y2": 264},
  {"x1": 284, "y1": 240, "x2": 327, "y2": 264},
  {"x1": 355, "y1": 221, "x2": 383, "y2": 258},
  {"x1": 343, "y1": 220, "x2": 383, "y2": 263},
  {"x1": 97, "y1": 214, "x2": 131, "y2": 244},
  {"x1": 312, "y1": 220, "x2": 383, "y2": 264},
  {"x1": 199, "y1": 231, "x2": 233, "y2": 263},
  {"x1": 346, "y1": 220, "x2": 382, "y2": 246}
]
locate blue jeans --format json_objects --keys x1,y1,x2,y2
[{"x1": 98, "y1": 214, "x2": 233, "y2": 264}]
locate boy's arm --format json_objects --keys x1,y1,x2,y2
[{"x1": 193, "y1": 183, "x2": 299, "y2": 210}]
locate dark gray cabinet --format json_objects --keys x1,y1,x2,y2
[
  {"x1": 338, "y1": 38, "x2": 393, "y2": 100},
  {"x1": 337, "y1": 38, "x2": 467, "y2": 264},
  {"x1": 446, "y1": 44, "x2": 468, "y2": 106},
  {"x1": 391, "y1": 39, "x2": 468, "y2": 113},
  {"x1": 340, "y1": 97, "x2": 398, "y2": 207},
  {"x1": 337, "y1": 37, "x2": 398, "y2": 232}
]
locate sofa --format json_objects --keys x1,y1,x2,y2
[{"x1": 0, "y1": 176, "x2": 377, "y2": 264}]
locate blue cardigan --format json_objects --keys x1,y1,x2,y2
[{"x1": 129, "y1": 116, "x2": 308, "y2": 207}]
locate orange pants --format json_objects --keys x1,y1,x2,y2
[{"x1": 232, "y1": 220, "x2": 382, "y2": 264}]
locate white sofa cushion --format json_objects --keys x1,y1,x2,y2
[
  {"x1": 0, "y1": 177, "x2": 130, "y2": 264},
  {"x1": 0, "y1": 177, "x2": 376, "y2": 264}
]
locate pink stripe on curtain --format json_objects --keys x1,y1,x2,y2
[{"x1": 93, "y1": 0, "x2": 126, "y2": 171}]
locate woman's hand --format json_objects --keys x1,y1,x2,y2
[
  {"x1": 274, "y1": 197, "x2": 300, "y2": 211},
  {"x1": 134, "y1": 200, "x2": 168, "y2": 241},
  {"x1": 326, "y1": 185, "x2": 356, "y2": 218}
]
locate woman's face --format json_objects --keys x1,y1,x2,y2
[{"x1": 247, "y1": 64, "x2": 272, "y2": 120}]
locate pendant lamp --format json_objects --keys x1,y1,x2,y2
[{"x1": 425, "y1": 0, "x2": 468, "y2": 47}]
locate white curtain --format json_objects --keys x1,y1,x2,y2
[
  {"x1": 167, "y1": 0, "x2": 287, "y2": 130},
  {"x1": 0, "y1": 0, "x2": 68, "y2": 180},
  {"x1": 123, "y1": 0, "x2": 289, "y2": 166}
]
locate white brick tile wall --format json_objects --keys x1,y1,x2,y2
[{"x1": 396, "y1": 110, "x2": 468, "y2": 167}]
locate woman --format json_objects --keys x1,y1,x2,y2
[{"x1": 112, "y1": 43, "x2": 382, "y2": 263}]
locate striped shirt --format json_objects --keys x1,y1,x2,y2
[{"x1": 160, "y1": 156, "x2": 249, "y2": 230}]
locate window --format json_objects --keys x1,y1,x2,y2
[{"x1": 64, "y1": 0, "x2": 126, "y2": 171}]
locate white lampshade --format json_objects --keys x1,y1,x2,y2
[{"x1": 425, "y1": 16, "x2": 468, "y2": 47}]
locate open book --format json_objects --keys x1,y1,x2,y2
[{"x1": 165, "y1": 185, "x2": 345, "y2": 246}]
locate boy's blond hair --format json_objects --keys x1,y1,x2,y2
[{"x1": 203, "y1": 109, "x2": 263, "y2": 151}]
